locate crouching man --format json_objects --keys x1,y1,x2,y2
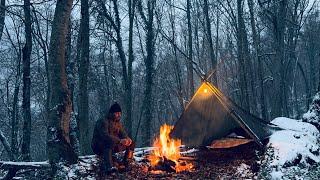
[{"x1": 91, "y1": 103, "x2": 135, "y2": 174}]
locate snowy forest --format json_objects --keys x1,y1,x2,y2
[{"x1": 0, "y1": 0, "x2": 320, "y2": 179}]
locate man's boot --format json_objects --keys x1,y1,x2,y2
[
  {"x1": 102, "y1": 149, "x2": 118, "y2": 175},
  {"x1": 122, "y1": 148, "x2": 133, "y2": 169}
]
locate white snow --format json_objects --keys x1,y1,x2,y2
[
  {"x1": 0, "y1": 161, "x2": 50, "y2": 167},
  {"x1": 236, "y1": 163, "x2": 253, "y2": 178},
  {"x1": 55, "y1": 156, "x2": 99, "y2": 179},
  {"x1": 133, "y1": 147, "x2": 156, "y2": 162},
  {"x1": 303, "y1": 111, "x2": 317, "y2": 122},
  {"x1": 303, "y1": 92, "x2": 320, "y2": 125},
  {"x1": 270, "y1": 170, "x2": 284, "y2": 180},
  {"x1": 180, "y1": 148, "x2": 198, "y2": 155},
  {"x1": 264, "y1": 117, "x2": 320, "y2": 179}
]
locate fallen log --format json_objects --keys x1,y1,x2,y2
[
  {"x1": 0, "y1": 161, "x2": 51, "y2": 170},
  {"x1": 0, "y1": 161, "x2": 50, "y2": 180}
]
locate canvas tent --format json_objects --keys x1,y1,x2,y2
[{"x1": 170, "y1": 81, "x2": 281, "y2": 147}]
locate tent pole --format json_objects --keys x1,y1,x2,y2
[{"x1": 229, "y1": 110, "x2": 264, "y2": 147}]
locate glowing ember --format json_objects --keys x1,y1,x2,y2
[{"x1": 148, "y1": 124, "x2": 193, "y2": 172}]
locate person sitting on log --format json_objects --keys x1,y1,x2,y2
[{"x1": 91, "y1": 102, "x2": 135, "y2": 174}]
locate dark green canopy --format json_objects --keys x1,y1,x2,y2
[{"x1": 170, "y1": 82, "x2": 281, "y2": 147}]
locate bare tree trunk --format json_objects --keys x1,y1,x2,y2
[
  {"x1": 194, "y1": 1, "x2": 201, "y2": 71},
  {"x1": 248, "y1": 0, "x2": 267, "y2": 119},
  {"x1": 65, "y1": 19, "x2": 79, "y2": 155},
  {"x1": 266, "y1": 0, "x2": 288, "y2": 118},
  {"x1": 276, "y1": 0, "x2": 288, "y2": 118},
  {"x1": 96, "y1": 0, "x2": 135, "y2": 137},
  {"x1": 285, "y1": 3, "x2": 299, "y2": 117},
  {"x1": 297, "y1": 62, "x2": 310, "y2": 110},
  {"x1": 292, "y1": 59, "x2": 300, "y2": 117},
  {"x1": 47, "y1": 0, "x2": 77, "y2": 170},
  {"x1": 21, "y1": 0, "x2": 32, "y2": 161},
  {"x1": 236, "y1": 0, "x2": 250, "y2": 110},
  {"x1": 168, "y1": 0, "x2": 183, "y2": 110},
  {"x1": 305, "y1": 13, "x2": 318, "y2": 103},
  {"x1": 243, "y1": 29, "x2": 257, "y2": 114},
  {"x1": 0, "y1": 0, "x2": 5, "y2": 40},
  {"x1": 309, "y1": 45, "x2": 317, "y2": 96},
  {"x1": 137, "y1": 0, "x2": 156, "y2": 146},
  {"x1": 215, "y1": 4, "x2": 219, "y2": 85},
  {"x1": 98, "y1": 45, "x2": 108, "y2": 116},
  {"x1": 0, "y1": 130, "x2": 15, "y2": 161},
  {"x1": 78, "y1": 0, "x2": 91, "y2": 155},
  {"x1": 11, "y1": 52, "x2": 21, "y2": 157},
  {"x1": 203, "y1": 0, "x2": 216, "y2": 84},
  {"x1": 66, "y1": 19, "x2": 74, "y2": 110},
  {"x1": 32, "y1": 9, "x2": 50, "y2": 119},
  {"x1": 187, "y1": 0, "x2": 194, "y2": 98},
  {"x1": 258, "y1": 0, "x2": 288, "y2": 118},
  {"x1": 103, "y1": 45, "x2": 111, "y2": 110},
  {"x1": 126, "y1": 0, "x2": 136, "y2": 137},
  {"x1": 0, "y1": 130, "x2": 18, "y2": 179}
]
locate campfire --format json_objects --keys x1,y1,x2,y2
[{"x1": 148, "y1": 124, "x2": 193, "y2": 173}]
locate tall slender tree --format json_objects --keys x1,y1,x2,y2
[
  {"x1": 32, "y1": 8, "x2": 51, "y2": 118},
  {"x1": 0, "y1": 0, "x2": 5, "y2": 40},
  {"x1": 78, "y1": 0, "x2": 91, "y2": 155},
  {"x1": 96, "y1": 0, "x2": 136, "y2": 137},
  {"x1": 137, "y1": 0, "x2": 156, "y2": 146},
  {"x1": 203, "y1": 0, "x2": 217, "y2": 85},
  {"x1": 126, "y1": 0, "x2": 136, "y2": 137},
  {"x1": 248, "y1": 0, "x2": 267, "y2": 119},
  {"x1": 5, "y1": 26, "x2": 23, "y2": 157},
  {"x1": 258, "y1": 0, "x2": 289, "y2": 118},
  {"x1": 186, "y1": 0, "x2": 194, "y2": 98},
  {"x1": 236, "y1": 0, "x2": 250, "y2": 110},
  {"x1": 21, "y1": 0, "x2": 32, "y2": 161}
]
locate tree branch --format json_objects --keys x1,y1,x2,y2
[
  {"x1": 137, "y1": 0, "x2": 147, "y2": 25},
  {"x1": 95, "y1": 0, "x2": 119, "y2": 32}
]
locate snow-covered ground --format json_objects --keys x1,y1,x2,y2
[
  {"x1": 260, "y1": 117, "x2": 320, "y2": 179},
  {"x1": 2, "y1": 118, "x2": 320, "y2": 179}
]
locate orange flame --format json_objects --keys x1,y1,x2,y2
[{"x1": 148, "y1": 124, "x2": 193, "y2": 172}]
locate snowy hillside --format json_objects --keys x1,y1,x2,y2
[
  {"x1": 303, "y1": 92, "x2": 320, "y2": 130},
  {"x1": 260, "y1": 117, "x2": 320, "y2": 179}
]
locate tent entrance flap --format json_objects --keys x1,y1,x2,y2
[{"x1": 170, "y1": 82, "x2": 281, "y2": 147}]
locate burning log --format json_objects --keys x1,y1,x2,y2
[
  {"x1": 148, "y1": 156, "x2": 176, "y2": 172},
  {"x1": 147, "y1": 124, "x2": 193, "y2": 173}
]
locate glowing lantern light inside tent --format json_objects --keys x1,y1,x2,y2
[
  {"x1": 148, "y1": 124, "x2": 193, "y2": 172},
  {"x1": 204, "y1": 88, "x2": 208, "y2": 93}
]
